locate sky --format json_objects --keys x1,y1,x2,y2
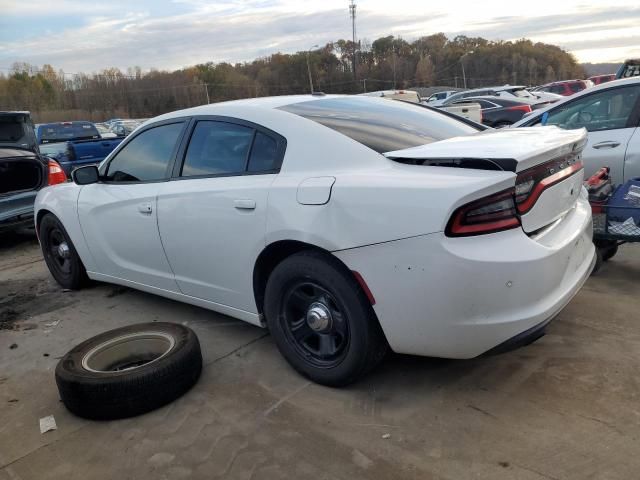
[{"x1": 1, "y1": 0, "x2": 639, "y2": 73}]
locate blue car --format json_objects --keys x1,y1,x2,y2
[{"x1": 35, "y1": 121, "x2": 123, "y2": 176}]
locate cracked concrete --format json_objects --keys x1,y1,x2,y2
[{"x1": 1, "y1": 230, "x2": 639, "y2": 479}]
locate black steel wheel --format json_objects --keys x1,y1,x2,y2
[
  {"x1": 264, "y1": 250, "x2": 387, "y2": 386},
  {"x1": 39, "y1": 213, "x2": 88, "y2": 289},
  {"x1": 280, "y1": 281, "x2": 350, "y2": 368}
]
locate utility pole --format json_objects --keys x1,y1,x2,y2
[
  {"x1": 460, "y1": 50, "x2": 474, "y2": 89},
  {"x1": 349, "y1": 0, "x2": 357, "y2": 80},
  {"x1": 306, "y1": 45, "x2": 319, "y2": 94}
]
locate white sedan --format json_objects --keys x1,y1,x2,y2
[
  {"x1": 35, "y1": 95, "x2": 595, "y2": 385},
  {"x1": 513, "y1": 77, "x2": 640, "y2": 185}
]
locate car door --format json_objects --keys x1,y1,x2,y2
[
  {"x1": 539, "y1": 84, "x2": 640, "y2": 184},
  {"x1": 157, "y1": 118, "x2": 286, "y2": 313},
  {"x1": 77, "y1": 120, "x2": 187, "y2": 291}
]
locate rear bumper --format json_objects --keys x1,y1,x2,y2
[{"x1": 334, "y1": 195, "x2": 594, "y2": 358}]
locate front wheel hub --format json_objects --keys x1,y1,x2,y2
[
  {"x1": 306, "y1": 302, "x2": 332, "y2": 332},
  {"x1": 57, "y1": 242, "x2": 70, "y2": 259}
]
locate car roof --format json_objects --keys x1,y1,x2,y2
[
  {"x1": 513, "y1": 77, "x2": 640, "y2": 126},
  {"x1": 151, "y1": 94, "x2": 357, "y2": 122}
]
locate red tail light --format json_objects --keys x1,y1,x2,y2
[
  {"x1": 48, "y1": 159, "x2": 67, "y2": 185},
  {"x1": 446, "y1": 188, "x2": 520, "y2": 237},
  {"x1": 505, "y1": 105, "x2": 532, "y2": 113},
  {"x1": 515, "y1": 157, "x2": 583, "y2": 214}
]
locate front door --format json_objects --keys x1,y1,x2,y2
[
  {"x1": 78, "y1": 120, "x2": 187, "y2": 291},
  {"x1": 542, "y1": 83, "x2": 640, "y2": 184},
  {"x1": 157, "y1": 118, "x2": 285, "y2": 313}
]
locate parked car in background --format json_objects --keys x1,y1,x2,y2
[
  {"x1": 1, "y1": 111, "x2": 66, "y2": 232},
  {"x1": 616, "y1": 59, "x2": 640, "y2": 79},
  {"x1": 513, "y1": 77, "x2": 640, "y2": 185},
  {"x1": 533, "y1": 79, "x2": 594, "y2": 97},
  {"x1": 95, "y1": 122, "x2": 118, "y2": 139},
  {"x1": 360, "y1": 90, "x2": 421, "y2": 103},
  {"x1": 110, "y1": 119, "x2": 143, "y2": 137},
  {"x1": 450, "y1": 96, "x2": 532, "y2": 127},
  {"x1": 424, "y1": 90, "x2": 458, "y2": 106},
  {"x1": 438, "y1": 102, "x2": 483, "y2": 123},
  {"x1": 442, "y1": 85, "x2": 542, "y2": 106},
  {"x1": 35, "y1": 95, "x2": 594, "y2": 385},
  {"x1": 35, "y1": 121, "x2": 123, "y2": 176},
  {"x1": 588, "y1": 74, "x2": 616, "y2": 85},
  {"x1": 528, "y1": 90, "x2": 564, "y2": 104}
]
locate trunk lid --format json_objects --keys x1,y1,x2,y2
[
  {"x1": 0, "y1": 149, "x2": 46, "y2": 224},
  {"x1": 384, "y1": 126, "x2": 588, "y2": 233}
]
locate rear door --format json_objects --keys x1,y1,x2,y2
[
  {"x1": 539, "y1": 83, "x2": 640, "y2": 184},
  {"x1": 157, "y1": 117, "x2": 286, "y2": 313},
  {"x1": 78, "y1": 120, "x2": 187, "y2": 290}
]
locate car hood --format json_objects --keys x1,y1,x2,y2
[{"x1": 384, "y1": 126, "x2": 587, "y2": 173}]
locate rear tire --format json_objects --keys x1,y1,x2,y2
[
  {"x1": 602, "y1": 244, "x2": 618, "y2": 261},
  {"x1": 264, "y1": 251, "x2": 387, "y2": 386},
  {"x1": 39, "y1": 213, "x2": 88, "y2": 289},
  {"x1": 592, "y1": 246, "x2": 603, "y2": 274}
]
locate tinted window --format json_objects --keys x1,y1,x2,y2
[
  {"x1": 543, "y1": 85, "x2": 640, "y2": 132},
  {"x1": 182, "y1": 121, "x2": 254, "y2": 177},
  {"x1": 569, "y1": 83, "x2": 584, "y2": 93},
  {"x1": 38, "y1": 122, "x2": 100, "y2": 144},
  {"x1": 248, "y1": 131, "x2": 279, "y2": 172},
  {"x1": 105, "y1": 122, "x2": 183, "y2": 182},
  {"x1": 279, "y1": 97, "x2": 479, "y2": 153}
]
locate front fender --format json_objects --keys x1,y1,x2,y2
[{"x1": 35, "y1": 184, "x2": 98, "y2": 272}]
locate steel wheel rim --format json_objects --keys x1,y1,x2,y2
[
  {"x1": 280, "y1": 281, "x2": 350, "y2": 368},
  {"x1": 81, "y1": 332, "x2": 176, "y2": 373},
  {"x1": 46, "y1": 228, "x2": 72, "y2": 276}
]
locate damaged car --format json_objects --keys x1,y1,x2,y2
[
  {"x1": 34, "y1": 96, "x2": 595, "y2": 385},
  {"x1": 1, "y1": 111, "x2": 66, "y2": 233}
]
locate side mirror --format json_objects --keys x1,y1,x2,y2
[{"x1": 72, "y1": 165, "x2": 100, "y2": 185}]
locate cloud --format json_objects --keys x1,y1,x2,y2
[
  {"x1": 0, "y1": 7, "x2": 445, "y2": 72},
  {"x1": 0, "y1": 1, "x2": 638, "y2": 71}
]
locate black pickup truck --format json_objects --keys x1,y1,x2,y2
[{"x1": 0, "y1": 111, "x2": 65, "y2": 232}]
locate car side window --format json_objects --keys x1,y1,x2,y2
[
  {"x1": 182, "y1": 121, "x2": 254, "y2": 177},
  {"x1": 105, "y1": 122, "x2": 184, "y2": 182},
  {"x1": 543, "y1": 85, "x2": 640, "y2": 132},
  {"x1": 247, "y1": 131, "x2": 279, "y2": 172}
]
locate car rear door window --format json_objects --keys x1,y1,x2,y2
[
  {"x1": 182, "y1": 121, "x2": 254, "y2": 177},
  {"x1": 247, "y1": 131, "x2": 279, "y2": 172},
  {"x1": 105, "y1": 122, "x2": 184, "y2": 182}
]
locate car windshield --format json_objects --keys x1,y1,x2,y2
[
  {"x1": 39, "y1": 122, "x2": 100, "y2": 143},
  {"x1": 279, "y1": 97, "x2": 479, "y2": 153}
]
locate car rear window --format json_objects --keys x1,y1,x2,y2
[
  {"x1": 39, "y1": 122, "x2": 100, "y2": 144},
  {"x1": 278, "y1": 97, "x2": 479, "y2": 153}
]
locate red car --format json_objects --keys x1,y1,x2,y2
[
  {"x1": 588, "y1": 74, "x2": 616, "y2": 85},
  {"x1": 534, "y1": 79, "x2": 594, "y2": 96}
]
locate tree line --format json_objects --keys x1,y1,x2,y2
[{"x1": 0, "y1": 34, "x2": 585, "y2": 122}]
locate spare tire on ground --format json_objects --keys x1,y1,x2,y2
[{"x1": 55, "y1": 322, "x2": 202, "y2": 420}]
